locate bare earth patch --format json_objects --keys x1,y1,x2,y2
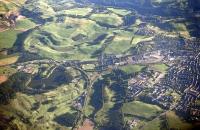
[
  {"x1": 78, "y1": 119, "x2": 94, "y2": 130},
  {"x1": 0, "y1": 75, "x2": 7, "y2": 84}
]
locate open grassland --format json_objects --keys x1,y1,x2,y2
[
  {"x1": 131, "y1": 35, "x2": 153, "y2": 45},
  {"x1": 166, "y1": 111, "x2": 193, "y2": 130},
  {"x1": 0, "y1": 68, "x2": 86, "y2": 130},
  {"x1": 0, "y1": 1, "x2": 15, "y2": 13},
  {"x1": 57, "y1": 7, "x2": 92, "y2": 17},
  {"x1": 0, "y1": 29, "x2": 20, "y2": 49},
  {"x1": 151, "y1": 63, "x2": 169, "y2": 73},
  {"x1": 0, "y1": 66, "x2": 16, "y2": 75},
  {"x1": 141, "y1": 117, "x2": 163, "y2": 130},
  {"x1": 24, "y1": 18, "x2": 107, "y2": 60},
  {"x1": 122, "y1": 101, "x2": 163, "y2": 120},
  {"x1": 23, "y1": 0, "x2": 55, "y2": 19},
  {"x1": 0, "y1": 0, "x2": 25, "y2": 13},
  {"x1": 0, "y1": 54, "x2": 19, "y2": 66},
  {"x1": 94, "y1": 102, "x2": 115, "y2": 126},
  {"x1": 0, "y1": 66, "x2": 16, "y2": 83},
  {"x1": 64, "y1": 17, "x2": 106, "y2": 42},
  {"x1": 90, "y1": 13, "x2": 123, "y2": 26},
  {"x1": 90, "y1": 86, "x2": 125, "y2": 129},
  {"x1": 94, "y1": 87, "x2": 115, "y2": 125},
  {"x1": 104, "y1": 30, "x2": 133, "y2": 54},
  {"x1": 84, "y1": 80, "x2": 123, "y2": 129},
  {"x1": 122, "y1": 101, "x2": 163, "y2": 130},
  {"x1": 22, "y1": 0, "x2": 146, "y2": 60},
  {"x1": 170, "y1": 22, "x2": 190, "y2": 38},
  {"x1": 15, "y1": 18, "x2": 36, "y2": 30},
  {"x1": 119, "y1": 65, "x2": 145, "y2": 74},
  {"x1": 107, "y1": 7, "x2": 131, "y2": 16}
]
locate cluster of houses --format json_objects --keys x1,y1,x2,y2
[
  {"x1": 17, "y1": 64, "x2": 38, "y2": 75},
  {"x1": 96, "y1": 38, "x2": 200, "y2": 120},
  {"x1": 176, "y1": 54, "x2": 200, "y2": 120},
  {"x1": 72, "y1": 92, "x2": 87, "y2": 110},
  {"x1": 96, "y1": 50, "x2": 165, "y2": 72},
  {"x1": 150, "y1": 47, "x2": 200, "y2": 120},
  {"x1": 135, "y1": 24, "x2": 155, "y2": 36},
  {"x1": 124, "y1": 42, "x2": 199, "y2": 111},
  {"x1": 137, "y1": 72, "x2": 174, "y2": 109},
  {"x1": 150, "y1": 84, "x2": 174, "y2": 109},
  {"x1": 11, "y1": 21, "x2": 200, "y2": 122},
  {"x1": 127, "y1": 118, "x2": 140, "y2": 128},
  {"x1": 0, "y1": 11, "x2": 22, "y2": 28}
]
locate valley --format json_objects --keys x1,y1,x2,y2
[{"x1": 0, "y1": 0, "x2": 200, "y2": 130}]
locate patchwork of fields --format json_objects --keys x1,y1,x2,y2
[{"x1": 0, "y1": 0, "x2": 199, "y2": 130}]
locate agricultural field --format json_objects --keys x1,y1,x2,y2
[
  {"x1": 122, "y1": 101, "x2": 163, "y2": 120},
  {"x1": 169, "y1": 22, "x2": 190, "y2": 38},
  {"x1": 131, "y1": 35, "x2": 153, "y2": 45},
  {"x1": 104, "y1": 30, "x2": 134, "y2": 54},
  {"x1": 151, "y1": 63, "x2": 169, "y2": 73},
  {"x1": 23, "y1": 0, "x2": 56, "y2": 19},
  {"x1": 0, "y1": 0, "x2": 25, "y2": 13},
  {"x1": 0, "y1": 29, "x2": 20, "y2": 49},
  {"x1": 0, "y1": 67, "x2": 86, "y2": 130},
  {"x1": 90, "y1": 13, "x2": 123, "y2": 26},
  {"x1": 24, "y1": 17, "x2": 108, "y2": 60},
  {"x1": 0, "y1": 0, "x2": 200, "y2": 130},
  {"x1": 119, "y1": 65, "x2": 145, "y2": 74},
  {"x1": 122, "y1": 101, "x2": 163, "y2": 130},
  {"x1": 57, "y1": 7, "x2": 92, "y2": 17},
  {"x1": 107, "y1": 8, "x2": 131, "y2": 16},
  {"x1": 141, "y1": 117, "x2": 164, "y2": 130},
  {"x1": 165, "y1": 111, "x2": 193, "y2": 130},
  {"x1": 0, "y1": 54, "x2": 19, "y2": 66},
  {"x1": 0, "y1": 66, "x2": 16, "y2": 84},
  {"x1": 15, "y1": 18, "x2": 36, "y2": 30}
]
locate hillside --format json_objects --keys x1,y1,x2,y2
[{"x1": 0, "y1": 0, "x2": 200, "y2": 130}]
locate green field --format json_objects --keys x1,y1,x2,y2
[
  {"x1": 94, "y1": 86, "x2": 115, "y2": 124},
  {"x1": 23, "y1": 0, "x2": 55, "y2": 19},
  {"x1": 141, "y1": 117, "x2": 163, "y2": 130},
  {"x1": 0, "y1": 2, "x2": 15, "y2": 13},
  {"x1": 121, "y1": 101, "x2": 163, "y2": 130},
  {"x1": 24, "y1": 18, "x2": 107, "y2": 60},
  {"x1": 0, "y1": 66, "x2": 16, "y2": 76},
  {"x1": 169, "y1": 22, "x2": 189, "y2": 38},
  {"x1": 0, "y1": 29, "x2": 20, "y2": 49},
  {"x1": 122, "y1": 101, "x2": 163, "y2": 119},
  {"x1": 0, "y1": 54, "x2": 19, "y2": 66},
  {"x1": 104, "y1": 30, "x2": 134, "y2": 54},
  {"x1": 0, "y1": 0, "x2": 25, "y2": 13},
  {"x1": 21, "y1": 0, "x2": 148, "y2": 61},
  {"x1": 151, "y1": 63, "x2": 169, "y2": 73},
  {"x1": 131, "y1": 35, "x2": 153, "y2": 45},
  {"x1": 107, "y1": 7, "x2": 131, "y2": 16},
  {"x1": 166, "y1": 111, "x2": 193, "y2": 130},
  {"x1": 0, "y1": 67, "x2": 86, "y2": 130},
  {"x1": 90, "y1": 13, "x2": 123, "y2": 26},
  {"x1": 15, "y1": 18, "x2": 36, "y2": 30},
  {"x1": 57, "y1": 7, "x2": 92, "y2": 16},
  {"x1": 119, "y1": 65, "x2": 145, "y2": 74},
  {"x1": 0, "y1": 0, "x2": 195, "y2": 130}
]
